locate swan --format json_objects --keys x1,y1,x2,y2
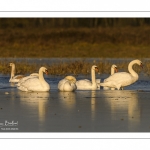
[
  {"x1": 100, "y1": 59, "x2": 143, "y2": 90},
  {"x1": 17, "y1": 67, "x2": 50, "y2": 92},
  {"x1": 76, "y1": 65, "x2": 99, "y2": 90},
  {"x1": 9, "y1": 63, "x2": 24, "y2": 83},
  {"x1": 103, "y1": 64, "x2": 118, "y2": 90},
  {"x1": 58, "y1": 76, "x2": 77, "y2": 92}
]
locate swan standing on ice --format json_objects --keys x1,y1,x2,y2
[
  {"x1": 58, "y1": 76, "x2": 77, "y2": 92},
  {"x1": 76, "y1": 65, "x2": 99, "y2": 90},
  {"x1": 100, "y1": 59, "x2": 143, "y2": 90},
  {"x1": 9, "y1": 63, "x2": 24, "y2": 83},
  {"x1": 17, "y1": 67, "x2": 50, "y2": 92},
  {"x1": 103, "y1": 64, "x2": 118, "y2": 90}
]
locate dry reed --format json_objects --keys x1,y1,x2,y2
[{"x1": 1, "y1": 60, "x2": 148, "y2": 77}]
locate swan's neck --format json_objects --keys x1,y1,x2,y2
[
  {"x1": 111, "y1": 67, "x2": 114, "y2": 75},
  {"x1": 91, "y1": 69, "x2": 96, "y2": 85},
  {"x1": 11, "y1": 65, "x2": 15, "y2": 79},
  {"x1": 39, "y1": 69, "x2": 46, "y2": 84},
  {"x1": 128, "y1": 60, "x2": 138, "y2": 78}
]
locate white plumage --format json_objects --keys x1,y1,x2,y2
[
  {"x1": 76, "y1": 65, "x2": 99, "y2": 90},
  {"x1": 17, "y1": 73, "x2": 39, "y2": 86},
  {"x1": 9, "y1": 63, "x2": 24, "y2": 83},
  {"x1": 58, "y1": 76, "x2": 77, "y2": 92},
  {"x1": 103, "y1": 64, "x2": 118, "y2": 90},
  {"x1": 100, "y1": 59, "x2": 143, "y2": 90},
  {"x1": 17, "y1": 67, "x2": 50, "y2": 92}
]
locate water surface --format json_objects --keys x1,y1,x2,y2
[{"x1": 0, "y1": 74, "x2": 150, "y2": 132}]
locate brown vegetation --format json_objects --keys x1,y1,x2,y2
[
  {"x1": 1, "y1": 60, "x2": 148, "y2": 76},
  {"x1": 0, "y1": 23, "x2": 150, "y2": 58}
]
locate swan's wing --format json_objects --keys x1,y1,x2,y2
[
  {"x1": 58, "y1": 79, "x2": 67, "y2": 85},
  {"x1": 17, "y1": 75, "x2": 38, "y2": 86},
  {"x1": 58, "y1": 79, "x2": 67, "y2": 90},
  {"x1": 105, "y1": 72, "x2": 132, "y2": 83},
  {"x1": 10, "y1": 75, "x2": 25, "y2": 83},
  {"x1": 30, "y1": 73, "x2": 39, "y2": 76},
  {"x1": 14, "y1": 75, "x2": 25, "y2": 79},
  {"x1": 76, "y1": 79, "x2": 92, "y2": 86},
  {"x1": 58, "y1": 79, "x2": 77, "y2": 91},
  {"x1": 18, "y1": 78, "x2": 42, "y2": 91},
  {"x1": 104, "y1": 72, "x2": 136, "y2": 87}
]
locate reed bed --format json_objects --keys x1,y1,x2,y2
[{"x1": 1, "y1": 60, "x2": 149, "y2": 77}]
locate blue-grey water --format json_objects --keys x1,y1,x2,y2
[{"x1": 0, "y1": 72, "x2": 150, "y2": 132}]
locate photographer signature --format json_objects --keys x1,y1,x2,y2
[{"x1": 0, "y1": 120, "x2": 18, "y2": 127}]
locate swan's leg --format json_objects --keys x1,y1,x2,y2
[
  {"x1": 121, "y1": 87, "x2": 124, "y2": 90},
  {"x1": 116, "y1": 84, "x2": 121, "y2": 90}
]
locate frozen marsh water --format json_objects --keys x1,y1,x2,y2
[{"x1": 0, "y1": 74, "x2": 150, "y2": 132}]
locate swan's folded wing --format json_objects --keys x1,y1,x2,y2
[
  {"x1": 14, "y1": 75, "x2": 25, "y2": 79},
  {"x1": 58, "y1": 79, "x2": 67, "y2": 85},
  {"x1": 105, "y1": 72, "x2": 133, "y2": 84},
  {"x1": 58, "y1": 79, "x2": 67, "y2": 90},
  {"x1": 19, "y1": 78, "x2": 42, "y2": 91},
  {"x1": 76, "y1": 79, "x2": 92, "y2": 86},
  {"x1": 17, "y1": 76, "x2": 38, "y2": 86}
]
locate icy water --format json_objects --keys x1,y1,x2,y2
[{"x1": 0, "y1": 74, "x2": 150, "y2": 132}]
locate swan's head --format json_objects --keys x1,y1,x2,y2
[
  {"x1": 135, "y1": 60, "x2": 143, "y2": 68},
  {"x1": 111, "y1": 64, "x2": 118, "y2": 73},
  {"x1": 65, "y1": 76, "x2": 76, "y2": 83},
  {"x1": 92, "y1": 65, "x2": 99, "y2": 72},
  {"x1": 9, "y1": 63, "x2": 15, "y2": 67},
  {"x1": 40, "y1": 67, "x2": 48, "y2": 75}
]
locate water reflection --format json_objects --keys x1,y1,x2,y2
[
  {"x1": 58, "y1": 92, "x2": 76, "y2": 110},
  {"x1": 103, "y1": 91, "x2": 140, "y2": 131},
  {"x1": 91, "y1": 91, "x2": 96, "y2": 121},
  {"x1": 18, "y1": 91, "x2": 50, "y2": 122}
]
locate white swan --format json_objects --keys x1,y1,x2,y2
[
  {"x1": 58, "y1": 76, "x2": 77, "y2": 92},
  {"x1": 9, "y1": 63, "x2": 24, "y2": 83},
  {"x1": 17, "y1": 67, "x2": 50, "y2": 92},
  {"x1": 100, "y1": 59, "x2": 143, "y2": 90},
  {"x1": 103, "y1": 64, "x2": 118, "y2": 90},
  {"x1": 76, "y1": 65, "x2": 99, "y2": 90}
]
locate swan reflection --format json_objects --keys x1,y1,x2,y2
[
  {"x1": 91, "y1": 91, "x2": 96, "y2": 120},
  {"x1": 58, "y1": 92, "x2": 76, "y2": 110},
  {"x1": 103, "y1": 91, "x2": 140, "y2": 131},
  {"x1": 18, "y1": 91, "x2": 49, "y2": 122}
]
